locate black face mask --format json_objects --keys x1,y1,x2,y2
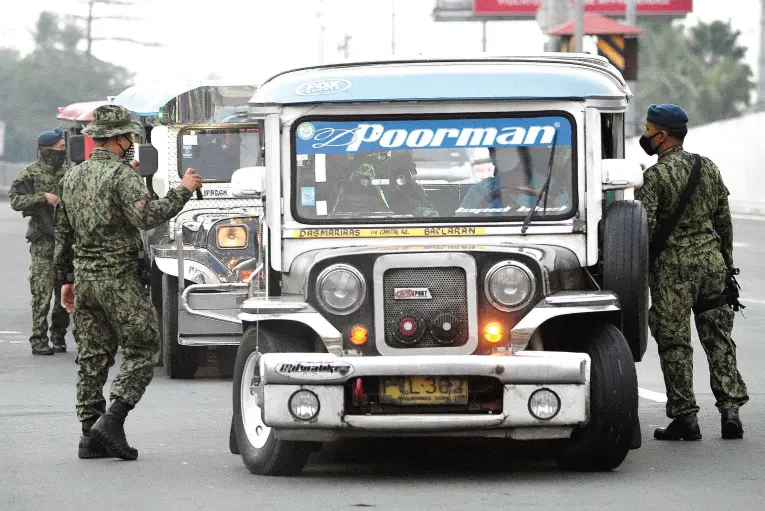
[
  {"x1": 117, "y1": 136, "x2": 134, "y2": 162},
  {"x1": 639, "y1": 132, "x2": 663, "y2": 156},
  {"x1": 40, "y1": 148, "x2": 66, "y2": 168}
]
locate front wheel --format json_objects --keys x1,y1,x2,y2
[
  {"x1": 232, "y1": 325, "x2": 319, "y2": 476},
  {"x1": 161, "y1": 275, "x2": 201, "y2": 379},
  {"x1": 556, "y1": 322, "x2": 638, "y2": 471}
]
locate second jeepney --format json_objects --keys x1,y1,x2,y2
[{"x1": 213, "y1": 56, "x2": 649, "y2": 475}]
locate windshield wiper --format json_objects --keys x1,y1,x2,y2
[{"x1": 521, "y1": 130, "x2": 558, "y2": 234}]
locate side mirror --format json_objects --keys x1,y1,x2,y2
[
  {"x1": 601, "y1": 159, "x2": 643, "y2": 190},
  {"x1": 68, "y1": 135, "x2": 86, "y2": 164},
  {"x1": 231, "y1": 166, "x2": 266, "y2": 198},
  {"x1": 134, "y1": 143, "x2": 158, "y2": 177}
]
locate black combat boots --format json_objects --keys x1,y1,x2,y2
[
  {"x1": 31, "y1": 342, "x2": 54, "y2": 355},
  {"x1": 721, "y1": 409, "x2": 744, "y2": 439},
  {"x1": 78, "y1": 416, "x2": 110, "y2": 459},
  {"x1": 654, "y1": 416, "x2": 702, "y2": 441},
  {"x1": 89, "y1": 399, "x2": 139, "y2": 460},
  {"x1": 51, "y1": 336, "x2": 67, "y2": 353}
]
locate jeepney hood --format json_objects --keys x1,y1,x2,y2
[{"x1": 281, "y1": 243, "x2": 581, "y2": 296}]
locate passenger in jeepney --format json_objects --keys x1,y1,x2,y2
[
  {"x1": 457, "y1": 145, "x2": 572, "y2": 216},
  {"x1": 329, "y1": 150, "x2": 438, "y2": 217}
]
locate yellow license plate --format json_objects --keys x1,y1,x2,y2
[{"x1": 380, "y1": 376, "x2": 469, "y2": 405}]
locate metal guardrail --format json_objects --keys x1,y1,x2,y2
[{"x1": 180, "y1": 263, "x2": 264, "y2": 325}]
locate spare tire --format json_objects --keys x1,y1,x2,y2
[{"x1": 602, "y1": 200, "x2": 648, "y2": 362}]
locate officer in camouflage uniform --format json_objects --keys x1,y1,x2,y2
[
  {"x1": 54, "y1": 105, "x2": 202, "y2": 459},
  {"x1": 9, "y1": 128, "x2": 71, "y2": 355},
  {"x1": 636, "y1": 104, "x2": 748, "y2": 441}
]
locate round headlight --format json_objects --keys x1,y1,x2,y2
[
  {"x1": 289, "y1": 390, "x2": 320, "y2": 421},
  {"x1": 484, "y1": 261, "x2": 535, "y2": 311},
  {"x1": 316, "y1": 264, "x2": 366, "y2": 315},
  {"x1": 528, "y1": 388, "x2": 561, "y2": 420}
]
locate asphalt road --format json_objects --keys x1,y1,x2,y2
[{"x1": 1, "y1": 200, "x2": 763, "y2": 511}]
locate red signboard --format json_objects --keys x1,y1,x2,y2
[{"x1": 474, "y1": 0, "x2": 693, "y2": 16}]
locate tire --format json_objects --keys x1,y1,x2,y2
[
  {"x1": 232, "y1": 326, "x2": 318, "y2": 476},
  {"x1": 556, "y1": 322, "x2": 638, "y2": 471},
  {"x1": 602, "y1": 200, "x2": 649, "y2": 362},
  {"x1": 150, "y1": 264, "x2": 164, "y2": 367},
  {"x1": 162, "y1": 274, "x2": 201, "y2": 379}
]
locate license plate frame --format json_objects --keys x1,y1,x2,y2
[{"x1": 379, "y1": 376, "x2": 469, "y2": 405}]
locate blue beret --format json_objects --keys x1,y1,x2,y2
[
  {"x1": 38, "y1": 127, "x2": 64, "y2": 147},
  {"x1": 646, "y1": 104, "x2": 689, "y2": 129}
]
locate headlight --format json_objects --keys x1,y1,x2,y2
[
  {"x1": 316, "y1": 264, "x2": 366, "y2": 315},
  {"x1": 484, "y1": 261, "x2": 535, "y2": 311},
  {"x1": 528, "y1": 388, "x2": 560, "y2": 420},
  {"x1": 216, "y1": 225, "x2": 248, "y2": 249},
  {"x1": 289, "y1": 390, "x2": 320, "y2": 421}
]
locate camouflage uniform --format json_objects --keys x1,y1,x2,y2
[
  {"x1": 9, "y1": 159, "x2": 71, "y2": 350},
  {"x1": 54, "y1": 105, "x2": 192, "y2": 423},
  {"x1": 636, "y1": 145, "x2": 749, "y2": 420}
]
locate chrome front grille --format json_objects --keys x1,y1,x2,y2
[
  {"x1": 383, "y1": 267, "x2": 469, "y2": 349},
  {"x1": 374, "y1": 253, "x2": 478, "y2": 356}
]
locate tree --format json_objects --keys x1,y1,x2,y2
[
  {"x1": 0, "y1": 11, "x2": 134, "y2": 163},
  {"x1": 636, "y1": 20, "x2": 754, "y2": 126}
]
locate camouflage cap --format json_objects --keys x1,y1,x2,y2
[{"x1": 81, "y1": 104, "x2": 144, "y2": 138}]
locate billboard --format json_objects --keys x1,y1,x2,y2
[{"x1": 434, "y1": 0, "x2": 693, "y2": 21}]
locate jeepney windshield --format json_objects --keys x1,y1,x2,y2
[
  {"x1": 179, "y1": 127, "x2": 262, "y2": 182},
  {"x1": 292, "y1": 115, "x2": 576, "y2": 223}
]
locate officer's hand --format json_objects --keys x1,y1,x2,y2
[
  {"x1": 130, "y1": 160, "x2": 140, "y2": 173},
  {"x1": 61, "y1": 284, "x2": 74, "y2": 313},
  {"x1": 45, "y1": 193, "x2": 59, "y2": 205},
  {"x1": 182, "y1": 168, "x2": 203, "y2": 192}
]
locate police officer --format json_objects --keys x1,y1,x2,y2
[
  {"x1": 636, "y1": 104, "x2": 748, "y2": 441},
  {"x1": 9, "y1": 128, "x2": 71, "y2": 355},
  {"x1": 54, "y1": 105, "x2": 202, "y2": 459}
]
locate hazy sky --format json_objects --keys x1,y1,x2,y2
[{"x1": 0, "y1": 0, "x2": 761, "y2": 90}]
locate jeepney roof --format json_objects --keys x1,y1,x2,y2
[
  {"x1": 249, "y1": 54, "x2": 631, "y2": 106},
  {"x1": 111, "y1": 80, "x2": 222, "y2": 117},
  {"x1": 56, "y1": 100, "x2": 109, "y2": 122}
]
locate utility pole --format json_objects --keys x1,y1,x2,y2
[
  {"x1": 391, "y1": 0, "x2": 396, "y2": 56},
  {"x1": 757, "y1": 0, "x2": 765, "y2": 108},
  {"x1": 573, "y1": 0, "x2": 584, "y2": 52},
  {"x1": 338, "y1": 35, "x2": 351, "y2": 59},
  {"x1": 318, "y1": 0, "x2": 325, "y2": 63},
  {"x1": 626, "y1": 0, "x2": 638, "y2": 136}
]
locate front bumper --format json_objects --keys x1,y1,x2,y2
[{"x1": 251, "y1": 351, "x2": 590, "y2": 441}]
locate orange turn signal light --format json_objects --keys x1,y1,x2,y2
[
  {"x1": 484, "y1": 322, "x2": 504, "y2": 343},
  {"x1": 349, "y1": 325, "x2": 368, "y2": 346},
  {"x1": 239, "y1": 271, "x2": 252, "y2": 282}
]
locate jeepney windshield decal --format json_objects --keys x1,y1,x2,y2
[
  {"x1": 291, "y1": 115, "x2": 576, "y2": 223},
  {"x1": 179, "y1": 127, "x2": 262, "y2": 183}
]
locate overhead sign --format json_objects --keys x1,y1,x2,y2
[
  {"x1": 473, "y1": 0, "x2": 693, "y2": 16},
  {"x1": 433, "y1": 0, "x2": 693, "y2": 21}
]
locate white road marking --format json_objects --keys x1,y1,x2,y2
[
  {"x1": 0, "y1": 331, "x2": 21, "y2": 334},
  {"x1": 638, "y1": 387, "x2": 667, "y2": 403},
  {"x1": 740, "y1": 297, "x2": 765, "y2": 305},
  {"x1": 733, "y1": 242, "x2": 749, "y2": 248},
  {"x1": 732, "y1": 214, "x2": 765, "y2": 222}
]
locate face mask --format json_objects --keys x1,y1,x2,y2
[
  {"x1": 41, "y1": 149, "x2": 66, "y2": 168},
  {"x1": 117, "y1": 136, "x2": 134, "y2": 162},
  {"x1": 639, "y1": 132, "x2": 663, "y2": 156}
]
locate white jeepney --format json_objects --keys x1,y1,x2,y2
[
  {"x1": 111, "y1": 82, "x2": 263, "y2": 378},
  {"x1": 215, "y1": 56, "x2": 649, "y2": 475}
]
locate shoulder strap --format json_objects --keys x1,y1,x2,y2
[{"x1": 649, "y1": 153, "x2": 702, "y2": 267}]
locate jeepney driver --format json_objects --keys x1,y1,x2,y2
[
  {"x1": 330, "y1": 150, "x2": 438, "y2": 217},
  {"x1": 457, "y1": 146, "x2": 572, "y2": 216}
]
